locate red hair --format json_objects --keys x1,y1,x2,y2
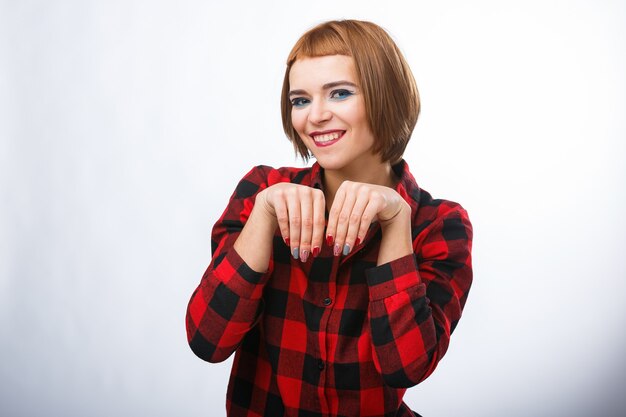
[{"x1": 281, "y1": 20, "x2": 420, "y2": 163}]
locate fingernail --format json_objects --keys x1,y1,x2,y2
[
  {"x1": 300, "y1": 249, "x2": 309, "y2": 263},
  {"x1": 326, "y1": 235, "x2": 334, "y2": 246},
  {"x1": 292, "y1": 247, "x2": 299, "y2": 260},
  {"x1": 355, "y1": 237, "x2": 361, "y2": 247},
  {"x1": 284, "y1": 237, "x2": 290, "y2": 246},
  {"x1": 333, "y1": 244, "x2": 341, "y2": 257},
  {"x1": 312, "y1": 246, "x2": 320, "y2": 257},
  {"x1": 342, "y1": 244, "x2": 351, "y2": 256}
]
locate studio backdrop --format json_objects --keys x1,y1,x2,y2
[{"x1": 1, "y1": 1, "x2": 625, "y2": 416}]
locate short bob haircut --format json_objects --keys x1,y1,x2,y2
[{"x1": 281, "y1": 20, "x2": 420, "y2": 164}]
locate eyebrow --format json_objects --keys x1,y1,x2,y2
[{"x1": 288, "y1": 80, "x2": 358, "y2": 97}]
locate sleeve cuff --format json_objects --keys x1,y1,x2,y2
[
  {"x1": 212, "y1": 246, "x2": 271, "y2": 300},
  {"x1": 365, "y1": 254, "x2": 424, "y2": 300}
]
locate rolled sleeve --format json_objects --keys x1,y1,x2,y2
[
  {"x1": 365, "y1": 254, "x2": 425, "y2": 301},
  {"x1": 212, "y1": 245, "x2": 272, "y2": 301}
]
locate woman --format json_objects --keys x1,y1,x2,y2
[{"x1": 186, "y1": 20, "x2": 473, "y2": 417}]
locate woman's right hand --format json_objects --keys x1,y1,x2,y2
[{"x1": 258, "y1": 183, "x2": 326, "y2": 263}]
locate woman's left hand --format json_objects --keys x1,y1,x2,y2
[{"x1": 326, "y1": 181, "x2": 410, "y2": 256}]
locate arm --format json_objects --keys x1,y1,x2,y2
[
  {"x1": 186, "y1": 167, "x2": 327, "y2": 363},
  {"x1": 367, "y1": 206, "x2": 473, "y2": 388},
  {"x1": 186, "y1": 166, "x2": 277, "y2": 363},
  {"x1": 321, "y1": 180, "x2": 473, "y2": 386}
]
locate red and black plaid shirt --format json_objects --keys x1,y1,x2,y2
[{"x1": 186, "y1": 160, "x2": 473, "y2": 417}]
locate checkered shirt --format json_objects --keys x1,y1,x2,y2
[{"x1": 186, "y1": 160, "x2": 473, "y2": 417}]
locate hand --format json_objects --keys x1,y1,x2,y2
[
  {"x1": 258, "y1": 183, "x2": 326, "y2": 262},
  {"x1": 326, "y1": 181, "x2": 410, "y2": 256}
]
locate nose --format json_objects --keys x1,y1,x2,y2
[{"x1": 308, "y1": 99, "x2": 332, "y2": 125}]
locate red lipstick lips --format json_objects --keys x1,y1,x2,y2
[{"x1": 309, "y1": 130, "x2": 345, "y2": 147}]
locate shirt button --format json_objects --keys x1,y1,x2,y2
[
  {"x1": 322, "y1": 297, "x2": 332, "y2": 306},
  {"x1": 318, "y1": 360, "x2": 325, "y2": 370}
]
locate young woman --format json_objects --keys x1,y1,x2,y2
[{"x1": 186, "y1": 20, "x2": 473, "y2": 417}]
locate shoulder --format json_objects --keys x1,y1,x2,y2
[
  {"x1": 416, "y1": 187, "x2": 468, "y2": 220},
  {"x1": 394, "y1": 159, "x2": 471, "y2": 240},
  {"x1": 397, "y1": 159, "x2": 469, "y2": 225},
  {"x1": 412, "y1": 186, "x2": 472, "y2": 243}
]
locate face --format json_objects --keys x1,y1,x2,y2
[{"x1": 288, "y1": 55, "x2": 380, "y2": 173}]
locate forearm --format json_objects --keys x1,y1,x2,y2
[
  {"x1": 366, "y1": 254, "x2": 434, "y2": 387},
  {"x1": 369, "y1": 286, "x2": 438, "y2": 387},
  {"x1": 187, "y1": 272, "x2": 266, "y2": 363},
  {"x1": 233, "y1": 191, "x2": 278, "y2": 272},
  {"x1": 187, "y1": 166, "x2": 279, "y2": 363},
  {"x1": 377, "y1": 202, "x2": 412, "y2": 266},
  {"x1": 368, "y1": 206, "x2": 473, "y2": 387},
  {"x1": 187, "y1": 199, "x2": 276, "y2": 363}
]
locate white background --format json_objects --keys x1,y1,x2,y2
[{"x1": 1, "y1": 0, "x2": 625, "y2": 416}]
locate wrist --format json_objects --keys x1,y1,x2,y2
[
  {"x1": 379, "y1": 200, "x2": 411, "y2": 231},
  {"x1": 250, "y1": 195, "x2": 278, "y2": 233},
  {"x1": 252, "y1": 190, "x2": 277, "y2": 223},
  {"x1": 233, "y1": 192, "x2": 278, "y2": 273},
  {"x1": 377, "y1": 201, "x2": 412, "y2": 266}
]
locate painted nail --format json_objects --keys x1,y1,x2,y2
[
  {"x1": 292, "y1": 247, "x2": 299, "y2": 260},
  {"x1": 333, "y1": 244, "x2": 341, "y2": 257},
  {"x1": 300, "y1": 249, "x2": 309, "y2": 263},
  {"x1": 284, "y1": 237, "x2": 290, "y2": 246},
  {"x1": 312, "y1": 246, "x2": 320, "y2": 257},
  {"x1": 342, "y1": 244, "x2": 351, "y2": 256},
  {"x1": 326, "y1": 235, "x2": 334, "y2": 246},
  {"x1": 355, "y1": 237, "x2": 361, "y2": 247}
]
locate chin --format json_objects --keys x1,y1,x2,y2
[{"x1": 310, "y1": 155, "x2": 347, "y2": 171}]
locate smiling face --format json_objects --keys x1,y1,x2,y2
[{"x1": 288, "y1": 55, "x2": 382, "y2": 173}]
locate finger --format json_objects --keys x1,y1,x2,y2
[
  {"x1": 286, "y1": 189, "x2": 301, "y2": 260},
  {"x1": 356, "y1": 197, "x2": 381, "y2": 247},
  {"x1": 272, "y1": 190, "x2": 290, "y2": 246},
  {"x1": 343, "y1": 192, "x2": 370, "y2": 254},
  {"x1": 325, "y1": 184, "x2": 345, "y2": 250},
  {"x1": 333, "y1": 184, "x2": 358, "y2": 256},
  {"x1": 311, "y1": 189, "x2": 326, "y2": 257},
  {"x1": 298, "y1": 188, "x2": 313, "y2": 263}
]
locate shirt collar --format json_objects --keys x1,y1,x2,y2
[
  {"x1": 309, "y1": 159, "x2": 421, "y2": 210},
  {"x1": 391, "y1": 159, "x2": 421, "y2": 216},
  {"x1": 310, "y1": 162, "x2": 324, "y2": 190}
]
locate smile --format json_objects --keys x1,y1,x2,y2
[{"x1": 310, "y1": 130, "x2": 345, "y2": 147}]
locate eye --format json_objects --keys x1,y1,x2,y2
[
  {"x1": 291, "y1": 97, "x2": 310, "y2": 107},
  {"x1": 330, "y1": 89, "x2": 354, "y2": 100}
]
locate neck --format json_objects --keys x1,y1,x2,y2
[{"x1": 322, "y1": 161, "x2": 399, "y2": 210}]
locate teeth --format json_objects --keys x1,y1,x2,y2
[{"x1": 313, "y1": 132, "x2": 342, "y2": 142}]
